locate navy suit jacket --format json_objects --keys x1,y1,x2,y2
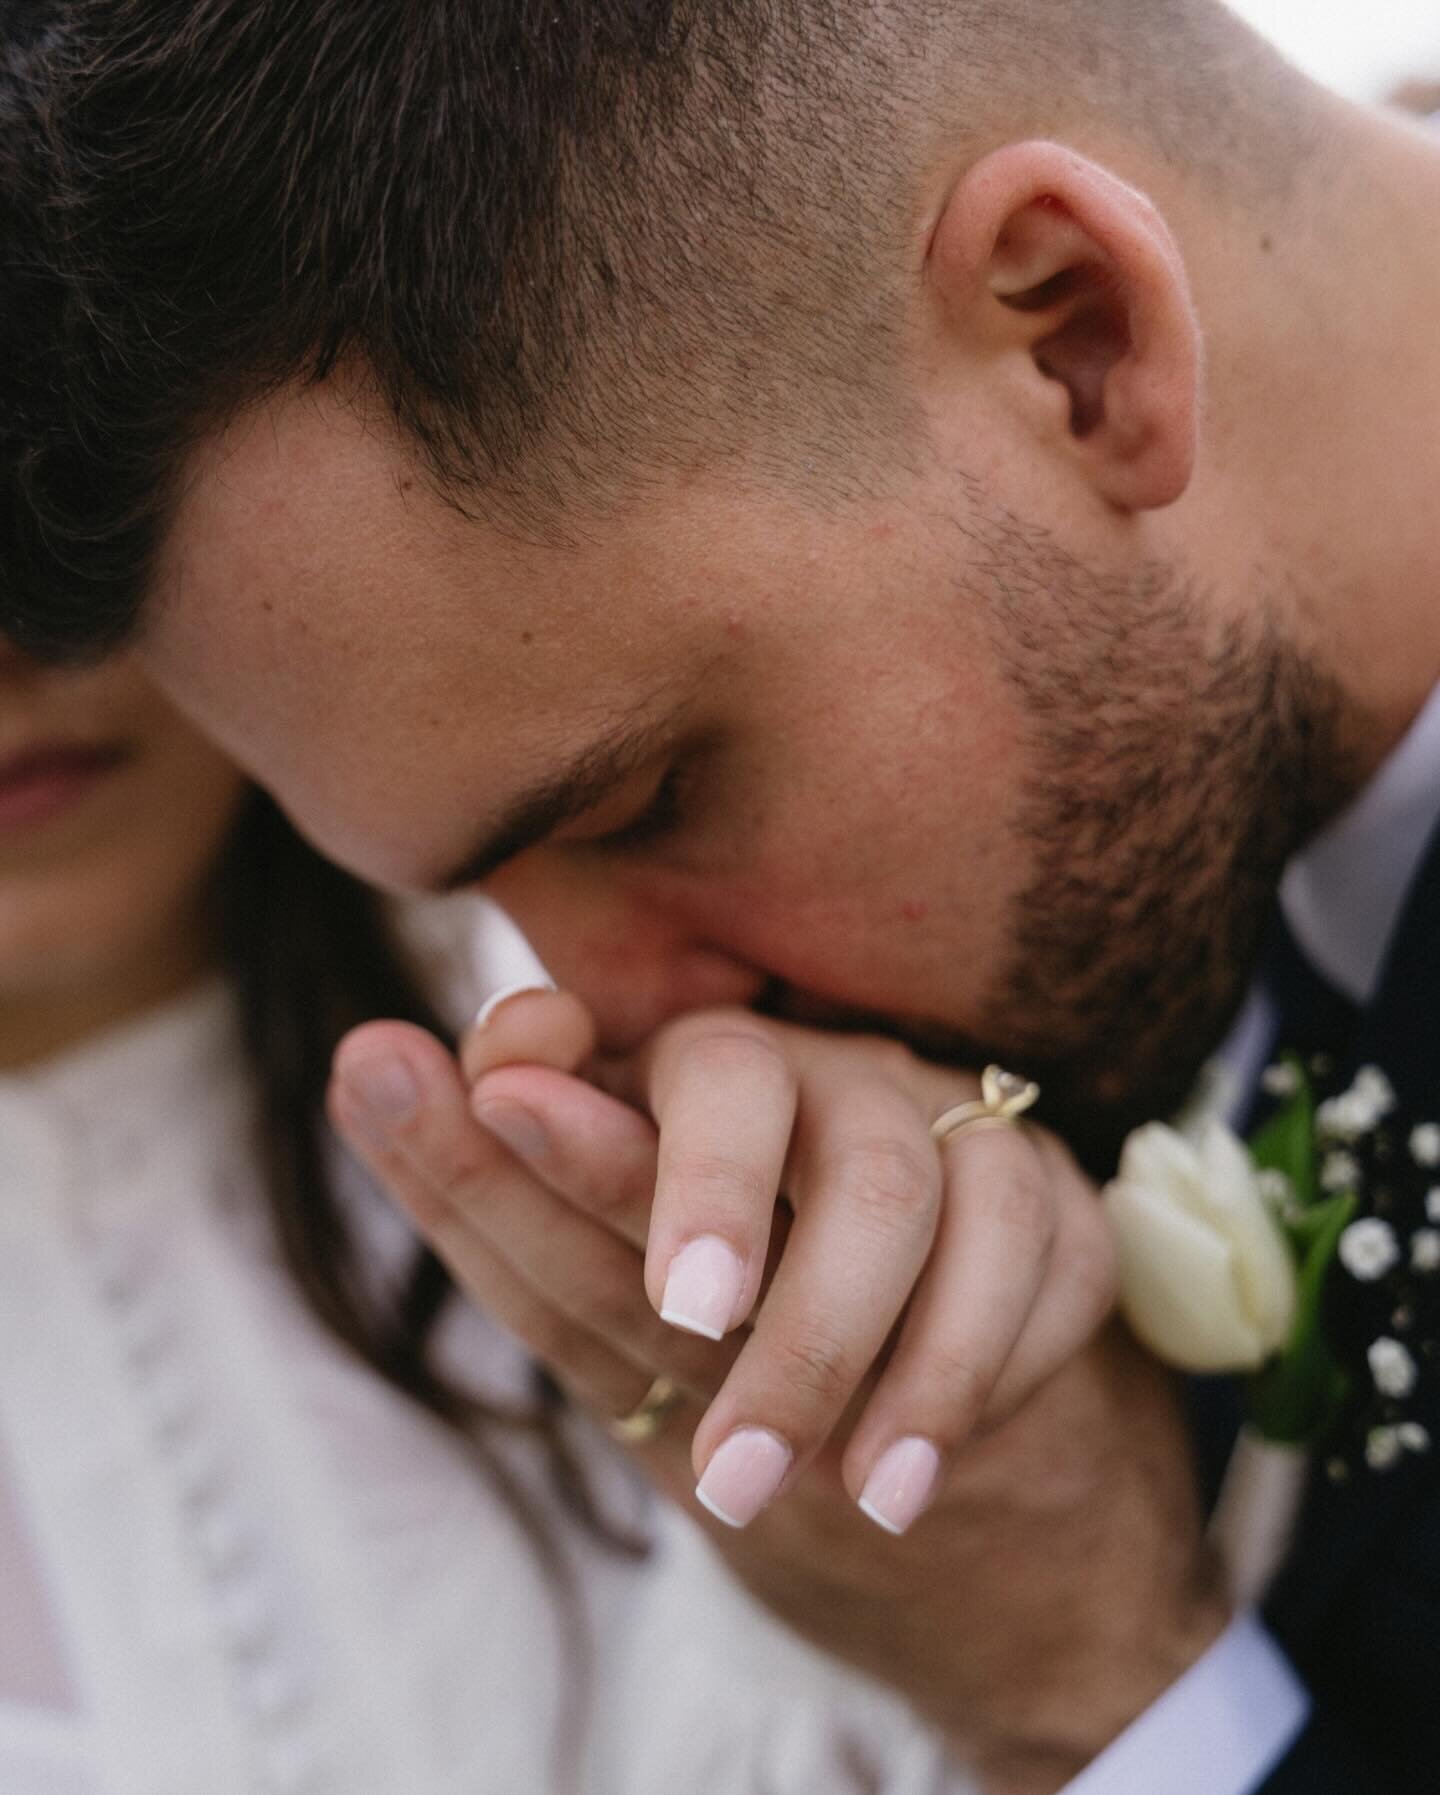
[{"x1": 1229, "y1": 826, "x2": 1440, "y2": 1788}]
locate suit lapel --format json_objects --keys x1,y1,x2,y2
[{"x1": 1343, "y1": 810, "x2": 1440, "y2": 1114}]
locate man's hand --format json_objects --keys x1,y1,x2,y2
[{"x1": 329, "y1": 995, "x2": 1228, "y2": 1790}]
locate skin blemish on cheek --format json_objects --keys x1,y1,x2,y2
[
  {"x1": 521, "y1": 630, "x2": 535, "y2": 646},
  {"x1": 900, "y1": 899, "x2": 929, "y2": 924}
]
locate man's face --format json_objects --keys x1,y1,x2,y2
[{"x1": 149, "y1": 384, "x2": 1340, "y2": 1163}]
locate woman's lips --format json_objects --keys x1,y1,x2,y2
[{"x1": 0, "y1": 742, "x2": 131, "y2": 832}]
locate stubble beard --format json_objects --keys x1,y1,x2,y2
[
  {"x1": 969, "y1": 512, "x2": 1357, "y2": 1173},
  {"x1": 761, "y1": 504, "x2": 1358, "y2": 1175}
]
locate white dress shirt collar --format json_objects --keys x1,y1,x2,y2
[{"x1": 1279, "y1": 683, "x2": 1440, "y2": 1005}]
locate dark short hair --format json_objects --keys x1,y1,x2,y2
[
  {"x1": 3, "y1": 0, "x2": 1315, "y2": 662},
  {"x1": 5, "y1": 0, "x2": 928, "y2": 659}
]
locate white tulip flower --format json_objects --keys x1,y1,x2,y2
[{"x1": 1103, "y1": 1119, "x2": 1298, "y2": 1374}]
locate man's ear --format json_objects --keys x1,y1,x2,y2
[{"x1": 927, "y1": 141, "x2": 1201, "y2": 513}]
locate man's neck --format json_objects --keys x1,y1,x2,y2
[
  {"x1": 1270, "y1": 107, "x2": 1440, "y2": 773},
  {"x1": 1170, "y1": 98, "x2": 1440, "y2": 787}
]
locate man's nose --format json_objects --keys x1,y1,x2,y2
[{"x1": 482, "y1": 852, "x2": 766, "y2": 1051}]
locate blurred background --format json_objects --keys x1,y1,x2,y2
[{"x1": 1228, "y1": 0, "x2": 1440, "y2": 106}]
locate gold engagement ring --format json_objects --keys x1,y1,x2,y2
[{"x1": 930, "y1": 1064, "x2": 1041, "y2": 1146}]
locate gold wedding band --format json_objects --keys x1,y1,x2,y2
[
  {"x1": 607, "y1": 1375, "x2": 685, "y2": 1445},
  {"x1": 930, "y1": 1065, "x2": 1041, "y2": 1146}
]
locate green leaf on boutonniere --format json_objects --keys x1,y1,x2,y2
[
  {"x1": 1249, "y1": 1055, "x2": 1319, "y2": 1207},
  {"x1": 1247, "y1": 1188, "x2": 1355, "y2": 1445}
]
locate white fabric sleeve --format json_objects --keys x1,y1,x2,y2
[{"x1": 1060, "y1": 1613, "x2": 1310, "y2": 1795}]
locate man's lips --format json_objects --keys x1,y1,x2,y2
[{"x1": 0, "y1": 741, "x2": 132, "y2": 831}]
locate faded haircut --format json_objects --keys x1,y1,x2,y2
[{"x1": 3, "y1": 0, "x2": 1316, "y2": 660}]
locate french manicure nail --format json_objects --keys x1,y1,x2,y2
[
  {"x1": 474, "y1": 1098, "x2": 549, "y2": 1163},
  {"x1": 341, "y1": 1054, "x2": 419, "y2": 1143},
  {"x1": 695, "y1": 1428, "x2": 792, "y2": 1529},
  {"x1": 473, "y1": 978, "x2": 557, "y2": 1031},
  {"x1": 858, "y1": 1436, "x2": 942, "y2": 1537},
  {"x1": 660, "y1": 1235, "x2": 745, "y2": 1340}
]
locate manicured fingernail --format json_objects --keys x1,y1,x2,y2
[
  {"x1": 473, "y1": 979, "x2": 556, "y2": 1030},
  {"x1": 474, "y1": 1098, "x2": 549, "y2": 1164},
  {"x1": 340, "y1": 1054, "x2": 419, "y2": 1140},
  {"x1": 695, "y1": 1429, "x2": 792, "y2": 1528},
  {"x1": 660, "y1": 1235, "x2": 745, "y2": 1340},
  {"x1": 858, "y1": 1437, "x2": 942, "y2": 1537}
]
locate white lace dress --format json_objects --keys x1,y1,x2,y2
[{"x1": 0, "y1": 985, "x2": 975, "y2": 1795}]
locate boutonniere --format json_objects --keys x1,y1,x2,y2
[
  {"x1": 1103, "y1": 1056, "x2": 1351, "y2": 1443},
  {"x1": 1105, "y1": 1055, "x2": 1439, "y2": 1454},
  {"x1": 1104, "y1": 1057, "x2": 1436, "y2": 1599}
]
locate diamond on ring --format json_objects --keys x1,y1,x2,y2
[{"x1": 930, "y1": 1065, "x2": 1041, "y2": 1146}]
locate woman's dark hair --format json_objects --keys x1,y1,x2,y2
[
  {"x1": 215, "y1": 792, "x2": 643, "y2": 1786},
  {"x1": 218, "y1": 790, "x2": 625, "y2": 1513}
]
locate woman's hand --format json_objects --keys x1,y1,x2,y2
[{"x1": 337, "y1": 987, "x2": 1117, "y2": 1534}]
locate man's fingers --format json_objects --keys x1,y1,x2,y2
[
  {"x1": 330, "y1": 1023, "x2": 734, "y2": 1403},
  {"x1": 470, "y1": 1063, "x2": 660, "y2": 1250},
  {"x1": 983, "y1": 1135, "x2": 1117, "y2": 1420},
  {"x1": 330, "y1": 1029, "x2": 653, "y2": 1416},
  {"x1": 460, "y1": 986, "x2": 595, "y2": 1084},
  {"x1": 434, "y1": 1228, "x2": 655, "y2": 1423},
  {"x1": 331, "y1": 1020, "x2": 493, "y2": 1238}
]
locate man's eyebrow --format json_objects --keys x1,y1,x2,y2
[{"x1": 433, "y1": 715, "x2": 675, "y2": 892}]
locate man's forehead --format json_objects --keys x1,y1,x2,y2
[
  {"x1": 156, "y1": 381, "x2": 737, "y2": 679},
  {"x1": 147, "y1": 385, "x2": 735, "y2": 883}
]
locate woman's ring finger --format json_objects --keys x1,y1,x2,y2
[{"x1": 607, "y1": 1374, "x2": 687, "y2": 1444}]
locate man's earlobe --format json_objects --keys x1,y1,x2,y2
[{"x1": 928, "y1": 142, "x2": 1201, "y2": 513}]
